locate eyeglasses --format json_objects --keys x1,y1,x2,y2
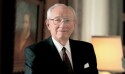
[{"x1": 49, "y1": 17, "x2": 73, "y2": 25}]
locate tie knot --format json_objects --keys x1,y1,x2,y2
[{"x1": 62, "y1": 47, "x2": 66, "y2": 52}]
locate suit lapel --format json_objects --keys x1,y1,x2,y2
[
  {"x1": 69, "y1": 39, "x2": 88, "y2": 71},
  {"x1": 47, "y1": 37, "x2": 63, "y2": 63},
  {"x1": 69, "y1": 40, "x2": 79, "y2": 70}
]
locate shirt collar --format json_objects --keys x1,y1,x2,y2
[{"x1": 52, "y1": 37, "x2": 71, "y2": 53}]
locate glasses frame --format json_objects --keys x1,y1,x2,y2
[{"x1": 49, "y1": 17, "x2": 74, "y2": 25}]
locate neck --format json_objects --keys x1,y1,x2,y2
[
  {"x1": 54, "y1": 37, "x2": 68, "y2": 46},
  {"x1": 59, "y1": 39, "x2": 68, "y2": 46},
  {"x1": 25, "y1": 31, "x2": 30, "y2": 39}
]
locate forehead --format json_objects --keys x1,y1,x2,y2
[{"x1": 51, "y1": 6, "x2": 74, "y2": 18}]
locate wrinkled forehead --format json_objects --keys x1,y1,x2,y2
[{"x1": 50, "y1": 6, "x2": 74, "y2": 19}]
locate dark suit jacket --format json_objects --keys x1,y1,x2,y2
[{"x1": 24, "y1": 37, "x2": 98, "y2": 74}]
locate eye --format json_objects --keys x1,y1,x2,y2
[
  {"x1": 65, "y1": 19, "x2": 70, "y2": 22},
  {"x1": 54, "y1": 18, "x2": 61, "y2": 22}
]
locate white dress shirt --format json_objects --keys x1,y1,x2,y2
[{"x1": 52, "y1": 37, "x2": 73, "y2": 67}]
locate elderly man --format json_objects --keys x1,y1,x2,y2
[{"x1": 24, "y1": 3, "x2": 98, "y2": 74}]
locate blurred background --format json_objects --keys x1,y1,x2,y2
[{"x1": 0, "y1": 0, "x2": 125, "y2": 74}]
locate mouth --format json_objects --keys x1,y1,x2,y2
[
  {"x1": 60, "y1": 30, "x2": 67, "y2": 32},
  {"x1": 58, "y1": 30, "x2": 68, "y2": 33}
]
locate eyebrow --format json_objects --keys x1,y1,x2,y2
[{"x1": 51, "y1": 16, "x2": 74, "y2": 19}]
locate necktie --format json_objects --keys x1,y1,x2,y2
[{"x1": 62, "y1": 47, "x2": 74, "y2": 74}]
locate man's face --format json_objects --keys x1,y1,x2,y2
[
  {"x1": 22, "y1": 14, "x2": 31, "y2": 38},
  {"x1": 46, "y1": 6, "x2": 76, "y2": 41}
]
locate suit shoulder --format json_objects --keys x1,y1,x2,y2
[
  {"x1": 25, "y1": 39, "x2": 48, "y2": 52},
  {"x1": 70, "y1": 39, "x2": 93, "y2": 46}
]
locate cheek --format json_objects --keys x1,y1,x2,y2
[
  {"x1": 69, "y1": 24, "x2": 75, "y2": 31},
  {"x1": 49, "y1": 25, "x2": 58, "y2": 33}
]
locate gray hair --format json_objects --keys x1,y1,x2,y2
[{"x1": 46, "y1": 3, "x2": 77, "y2": 21}]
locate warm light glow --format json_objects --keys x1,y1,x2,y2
[
  {"x1": 99, "y1": 71, "x2": 111, "y2": 74},
  {"x1": 91, "y1": 36, "x2": 124, "y2": 72}
]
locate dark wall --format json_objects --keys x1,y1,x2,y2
[
  {"x1": 123, "y1": 0, "x2": 125, "y2": 12},
  {"x1": 0, "y1": 0, "x2": 1, "y2": 73},
  {"x1": 0, "y1": 0, "x2": 67, "y2": 74},
  {"x1": 123, "y1": 0, "x2": 125, "y2": 46},
  {"x1": 2, "y1": 0, "x2": 15, "y2": 74}
]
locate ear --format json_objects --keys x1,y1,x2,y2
[{"x1": 45, "y1": 19, "x2": 50, "y2": 30}]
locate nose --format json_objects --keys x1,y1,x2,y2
[
  {"x1": 59, "y1": 22, "x2": 65, "y2": 26},
  {"x1": 60, "y1": 21, "x2": 65, "y2": 24},
  {"x1": 59, "y1": 20, "x2": 67, "y2": 27},
  {"x1": 60, "y1": 19, "x2": 67, "y2": 25}
]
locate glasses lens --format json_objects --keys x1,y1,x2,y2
[
  {"x1": 50, "y1": 17, "x2": 73, "y2": 25},
  {"x1": 54, "y1": 18, "x2": 62, "y2": 25}
]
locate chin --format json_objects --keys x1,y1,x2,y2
[{"x1": 58, "y1": 36, "x2": 68, "y2": 39}]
